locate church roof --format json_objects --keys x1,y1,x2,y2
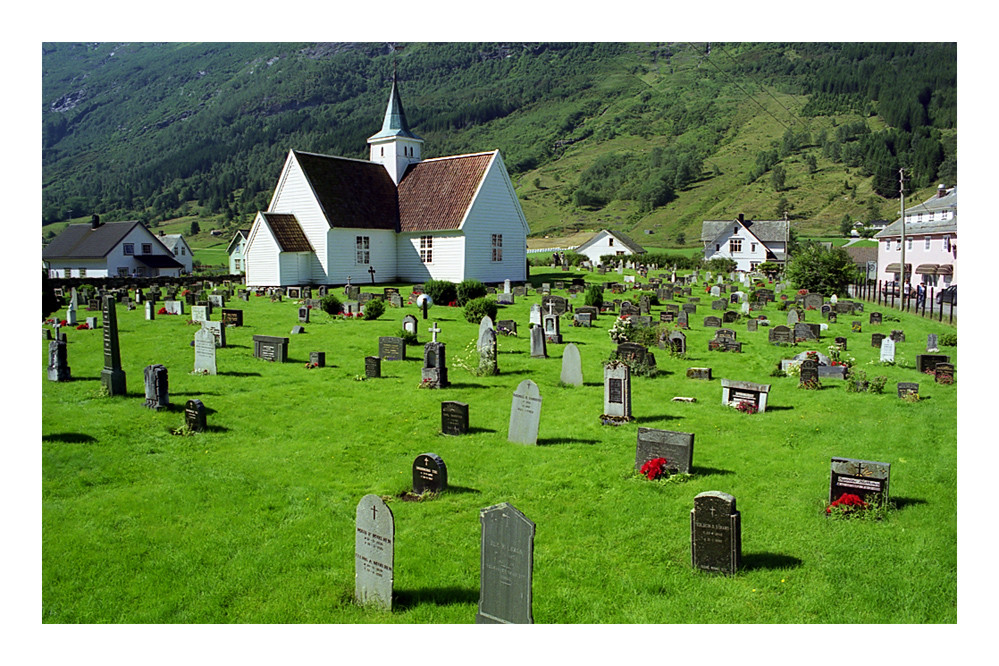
[
  {"x1": 367, "y1": 77, "x2": 423, "y2": 142},
  {"x1": 261, "y1": 212, "x2": 313, "y2": 252},
  {"x1": 398, "y1": 152, "x2": 495, "y2": 232},
  {"x1": 293, "y1": 151, "x2": 399, "y2": 230}
]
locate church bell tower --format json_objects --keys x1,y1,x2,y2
[{"x1": 367, "y1": 75, "x2": 423, "y2": 185}]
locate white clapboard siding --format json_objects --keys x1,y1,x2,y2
[
  {"x1": 268, "y1": 152, "x2": 330, "y2": 276},
  {"x1": 244, "y1": 214, "x2": 281, "y2": 287},
  {"x1": 397, "y1": 231, "x2": 465, "y2": 283},
  {"x1": 325, "y1": 228, "x2": 398, "y2": 285},
  {"x1": 704, "y1": 227, "x2": 769, "y2": 272},
  {"x1": 460, "y1": 153, "x2": 529, "y2": 283}
]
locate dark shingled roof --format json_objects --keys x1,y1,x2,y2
[
  {"x1": 42, "y1": 221, "x2": 142, "y2": 259},
  {"x1": 701, "y1": 219, "x2": 789, "y2": 243},
  {"x1": 398, "y1": 153, "x2": 494, "y2": 233},
  {"x1": 262, "y1": 213, "x2": 313, "y2": 252},
  {"x1": 293, "y1": 151, "x2": 399, "y2": 230}
]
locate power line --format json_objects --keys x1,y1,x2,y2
[{"x1": 714, "y1": 43, "x2": 808, "y2": 130}]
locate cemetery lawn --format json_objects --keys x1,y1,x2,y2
[{"x1": 42, "y1": 277, "x2": 956, "y2": 623}]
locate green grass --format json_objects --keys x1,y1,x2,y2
[{"x1": 42, "y1": 273, "x2": 956, "y2": 623}]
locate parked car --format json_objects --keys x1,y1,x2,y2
[
  {"x1": 936, "y1": 285, "x2": 957, "y2": 306},
  {"x1": 880, "y1": 282, "x2": 914, "y2": 298}
]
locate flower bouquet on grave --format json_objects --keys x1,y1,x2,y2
[
  {"x1": 735, "y1": 400, "x2": 758, "y2": 415},
  {"x1": 75, "y1": 323, "x2": 90, "y2": 330},
  {"x1": 158, "y1": 307, "x2": 168, "y2": 315},
  {"x1": 304, "y1": 362, "x2": 319, "y2": 370},
  {"x1": 826, "y1": 493, "x2": 868, "y2": 517},
  {"x1": 608, "y1": 315, "x2": 634, "y2": 344},
  {"x1": 640, "y1": 457, "x2": 670, "y2": 481}
]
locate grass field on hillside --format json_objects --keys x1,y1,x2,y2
[{"x1": 42, "y1": 272, "x2": 957, "y2": 623}]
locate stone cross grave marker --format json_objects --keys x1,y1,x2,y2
[
  {"x1": 441, "y1": 401, "x2": 469, "y2": 436},
  {"x1": 143, "y1": 364, "x2": 169, "y2": 410},
  {"x1": 421, "y1": 339, "x2": 448, "y2": 388},
  {"x1": 691, "y1": 491, "x2": 741, "y2": 575},
  {"x1": 560, "y1": 343, "x2": 583, "y2": 387},
  {"x1": 508, "y1": 379, "x2": 542, "y2": 445},
  {"x1": 100, "y1": 296, "x2": 126, "y2": 396},
  {"x1": 636, "y1": 428, "x2": 694, "y2": 475},
  {"x1": 412, "y1": 453, "x2": 448, "y2": 495},
  {"x1": 476, "y1": 503, "x2": 535, "y2": 624},
  {"x1": 829, "y1": 457, "x2": 890, "y2": 505},
  {"x1": 355, "y1": 494, "x2": 394, "y2": 611}
]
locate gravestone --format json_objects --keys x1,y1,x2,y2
[
  {"x1": 508, "y1": 379, "x2": 542, "y2": 445},
  {"x1": 66, "y1": 304, "x2": 77, "y2": 325},
  {"x1": 441, "y1": 401, "x2": 469, "y2": 436},
  {"x1": 890, "y1": 330, "x2": 905, "y2": 343},
  {"x1": 787, "y1": 309, "x2": 799, "y2": 326},
  {"x1": 365, "y1": 356, "x2": 381, "y2": 378},
  {"x1": 869, "y1": 312, "x2": 882, "y2": 325},
  {"x1": 720, "y1": 379, "x2": 771, "y2": 413},
  {"x1": 412, "y1": 453, "x2": 448, "y2": 495},
  {"x1": 252, "y1": 335, "x2": 289, "y2": 362},
  {"x1": 208, "y1": 294, "x2": 225, "y2": 308},
  {"x1": 879, "y1": 337, "x2": 896, "y2": 363},
  {"x1": 541, "y1": 294, "x2": 568, "y2": 316},
  {"x1": 355, "y1": 494, "x2": 394, "y2": 611},
  {"x1": 711, "y1": 299, "x2": 727, "y2": 311},
  {"x1": 163, "y1": 300, "x2": 184, "y2": 316},
  {"x1": 934, "y1": 362, "x2": 955, "y2": 384},
  {"x1": 202, "y1": 320, "x2": 226, "y2": 347},
  {"x1": 478, "y1": 318, "x2": 499, "y2": 374},
  {"x1": 834, "y1": 336, "x2": 848, "y2": 350},
  {"x1": 829, "y1": 457, "x2": 890, "y2": 505},
  {"x1": 601, "y1": 361, "x2": 632, "y2": 424},
  {"x1": 184, "y1": 399, "x2": 207, "y2": 432},
  {"x1": 574, "y1": 312, "x2": 592, "y2": 327},
  {"x1": 794, "y1": 322, "x2": 818, "y2": 342},
  {"x1": 191, "y1": 305, "x2": 208, "y2": 323},
  {"x1": 290, "y1": 325, "x2": 306, "y2": 335},
  {"x1": 421, "y1": 340, "x2": 448, "y2": 388},
  {"x1": 529, "y1": 326, "x2": 547, "y2": 359},
  {"x1": 690, "y1": 491, "x2": 741, "y2": 575},
  {"x1": 100, "y1": 296, "x2": 127, "y2": 396},
  {"x1": 927, "y1": 334, "x2": 939, "y2": 352},
  {"x1": 746, "y1": 318, "x2": 758, "y2": 332},
  {"x1": 769, "y1": 325, "x2": 793, "y2": 345},
  {"x1": 803, "y1": 293, "x2": 824, "y2": 310},
  {"x1": 476, "y1": 503, "x2": 535, "y2": 624},
  {"x1": 560, "y1": 343, "x2": 583, "y2": 387},
  {"x1": 916, "y1": 354, "x2": 950, "y2": 374},
  {"x1": 193, "y1": 327, "x2": 217, "y2": 375},
  {"x1": 799, "y1": 359, "x2": 819, "y2": 386},
  {"x1": 872, "y1": 332, "x2": 886, "y2": 349},
  {"x1": 221, "y1": 309, "x2": 243, "y2": 327},
  {"x1": 309, "y1": 351, "x2": 326, "y2": 367},
  {"x1": 703, "y1": 316, "x2": 722, "y2": 328},
  {"x1": 142, "y1": 364, "x2": 169, "y2": 410},
  {"x1": 686, "y1": 367, "x2": 712, "y2": 380},
  {"x1": 722, "y1": 311, "x2": 739, "y2": 324},
  {"x1": 636, "y1": 428, "x2": 694, "y2": 475},
  {"x1": 682, "y1": 303, "x2": 697, "y2": 314},
  {"x1": 379, "y1": 336, "x2": 406, "y2": 361},
  {"x1": 298, "y1": 307, "x2": 310, "y2": 324},
  {"x1": 529, "y1": 304, "x2": 542, "y2": 328},
  {"x1": 677, "y1": 311, "x2": 689, "y2": 328},
  {"x1": 47, "y1": 337, "x2": 71, "y2": 382},
  {"x1": 666, "y1": 331, "x2": 686, "y2": 355},
  {"x1": 827, "y1": 312, "x2": 837, "y2": 324},
  {"x1": 897, "y1": 382, "x2": 919, "y2": 399},
  {"x1": 496, "y1": 292, "x2": 514, "y2": 305},
  {"x1": 86, "y1": 316, "x2": 98, "y2": 329},
  {"x1": 497, "y1": 320, "x2": 518, "y2": 336}
]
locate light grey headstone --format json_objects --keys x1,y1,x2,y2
[
  {"x1": 529, "y1": 326, "x2": 547, "y2": 359},
  {"x1": 560, "y1": 343, "x2": 583, "y2": 387},
  {"x1": 529, "y1": 303, "x2": 542, "y2": 328},
  {"x1": 927, "y1": 334, "x2": 939, "y2": 352},
  {"x1": 508, "y1": 379, "x2": 542, "y2": 445},
  {"x1": 355, "y1": 494, "x2": 394, "y2": 611},
  {"x1": 201, "y1": 320, "x2": 225, "y2": 347},
  {"x1": 880, "y1": 337, "x2": 896, "y2": 363},
  {"x1": 636, "y1": 428, "x2": 693, "y2": 474},
  {"x1": 193, "y1": 326, "x2": 217, "y2": 375},
  {"x1": 476, "y1": 503, "x2": 534, "y2": 624},
  {"x1": 787, "y1": 309, "x2": 799, "y2": 326},
  {"x1": 602, "y1": 360, "x2": 632, "y2": 421}
]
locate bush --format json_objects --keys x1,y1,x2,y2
[
  {"x1": 456, "y1": 279, "x2": 487, "y2": 305},
  {"x1": 423, "y1": 279, "x2": 457, "y2": 306},
  {"x1": 939, "y1": 332, "x2": 957, "y2": 347},
  {"x1": 584, "y1": 284, "x2": 604, "y2": 307},
  {"x1": 463, "y1": 297, "x2": 498, "y2": 324},
  {"x1": 319, "y1": 294, "x2": 342, "y2": 315},
  {"x1": 362, "y1": 298, "x2": 385, "y2": 320}
]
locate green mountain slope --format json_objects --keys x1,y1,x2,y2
[{"x1": 42, "y1": 42, "x2": 956, "y2": 248}]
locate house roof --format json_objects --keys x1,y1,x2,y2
[
  {"x1": 875, "y1": 187, "x2": 957, "y2": 239},
  {"x1": 159, "y1": 234, "x2": 190, "y2": 253},
  {"x1": 700, "y1": 219, "x2": 789, "y2": 243},
  {"x1": 227, "y1": 229, "x2": 251, "y2": 254},
  {"x1": 260, "y1": 213, "x2": 313, "y2": 252},
  {"x1": 843, "y1": 245, "x2": 878, "y2": 265},
  {"x1": 42, "y1": 221, "x2": 142, "y2": 259},
  {"x1": 293, "y1": 150, "x2": 399, "y2": 230},
  {"x1": 575, "y1": 229, "x2": 646, "y2": 255},
  {"x1": 398, "y1": 152, "x2": 495, "y2": 232}
]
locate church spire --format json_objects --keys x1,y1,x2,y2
[
  {"x1": 369, "y1": 73, "x2": 422, "y2": 141},
  {"x1": 368, "y1": 74, "x2": 424, "y2": 185}
]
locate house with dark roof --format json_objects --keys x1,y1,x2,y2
[
  {"x1": 700, "y1": 214, "x2": 790, "y2": 272},
  {"x1": 157, "y1": 233, "x2": 194, "y2": 274},
  {"x1": 42, "y1": 219, "x2": 184, "y2": 278},
  {"x1": 227, "y1": 229, "x2": 251, "y2": 275},
  {"x1": 573, "y1": 229, "x2": 646, "y2": 265},
  {"x1": 875, "y1": 184, "x2": 957, "y2": 287},
  {"x1": 244, "y1": 77, "x2": 529, "y2": 287}
]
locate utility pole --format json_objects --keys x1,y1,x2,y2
[
  {"x1": 783, "y1": 210, "x2": 790, "y2": 275},
  {"x1": 899, "y1": 167, "x2": 906, "y2": 311}
]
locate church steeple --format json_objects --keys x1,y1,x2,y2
[{"x1": 368, "y1": 74, "x2": 424, "y2": 185}]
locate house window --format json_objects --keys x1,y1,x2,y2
[
  {"x1": 79, "y1": 268, "x2": 86, "y2": 277},
  {"x1": 117, "y1": 267, "x2": 128, "y2": 277},
  {"x1": 750, "y1": 262, "x2": 760, "y2": 271},
  {"x1": 419, "y1": 236, "x2": 433, "y2": 263},
  {"x1": 123, "y1": 243, "x2": 134, "y2": 255},
  {"x1": 142, "y1": 243, "x2": 152, "y2": 254},
  {"x1": 751, "y1": 243, "x2": 757, "y2": 253},
  {"x1": 180, "y1": 247, "x2": 186, "y2": 256},
  {"x1": 356, "y1": 236, "x2": 370, "y2": 264},
  {"x1": 63, "y1": 269, "x2": 70, "y2": 278},
  {"x1": 234, "y1": 259, "x2": 241, "y2": 271},
  {"x1": 729, "y1": 238, "x2": 742, "y2": 253},
  {"x1": 491, "y1": 234, "x2": 503, "y2": 262},
  {"x1": 715, "y1": 244, "x2": 720, "y2": 252},
  {"x1": 608, "y1": 237, "x2": 614, "y2": 246},
  {"x1": 925, "y1": 237, "x2": 931, "y2": 250},
  {"x1": 944, "y1": 236, "x2": 951, "y2": 251},
  {"x1": 906, "y1": 238, "x2": 912, "y2": 250},
  {"x1": 895, "y1": 240, "x2": 901, "y2": 251}
]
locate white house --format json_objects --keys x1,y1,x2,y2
[
  {"x1": 157, "y1": 232, "x2": 194, "y2": 274},
  {"x1": 244, "y1": 76, "x2": 529, "y2": 287},
  {"x1": 573, "y1": 229, "x2": 646, "y2": 265},
  {"x1": 875, "y1": 184, "x2": 957, "y2": 287},
  {"x1": 701, "y1": 214, "x2": 789, "y2": 272},
  {"x1": 227, "y1": 229, "x2": 250, "y2": 275},
  {"x1": 42, "y1": 219, "x2": 184, "y2": 278}
]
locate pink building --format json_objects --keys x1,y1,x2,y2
[{"x1": 875, "y1": 185, "x2": 956, "y2": 289}]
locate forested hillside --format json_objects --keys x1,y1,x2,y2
[{"x1": 42, "y1": 42, "x2": 956, "y2": 247}]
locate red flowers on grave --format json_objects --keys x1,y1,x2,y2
[
  {"x1": 735, "y1": 400, "x2": 758, "y2": 415},
  {"x1": 798, "y1": 289, "x2": 808, "y2": 296},
  {"x1": 75, "y1": 323, "x2": 89, "y2": 330},
  {"x1": 640, "y1": 457, "x2": 669, "y2": 481},
  {"x1": 826, "y1": 493, "x2": 868, "y2": 514},
  {"x1": 59, "y1": 319, "x2": 67, "y2": 326},
  {"x1": 158, "y1": 307, "x2": 168, "y2": 315}
]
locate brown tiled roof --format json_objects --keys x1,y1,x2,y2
[
  {"x1": 398, "y1": 153, "x2": 494, "y2": 233},
  {"x1": 262, "y1": 213, "x2": 313, "y2": 252},
  {"x1": 293, "y1": 151, "x2": 398, "y2": 230}
]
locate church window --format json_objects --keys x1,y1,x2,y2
[
  {"x1": 356, "y1": 236, "x2": 370, "y2": 264},
  {"x1": 420, "y1": 236, "x2": 433, "y2": 263},
  {"x1": 492, "y1": 234, "x2": 503, "y2": 261}
]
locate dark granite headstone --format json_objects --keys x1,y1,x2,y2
[
  {"x1": 870, "y1": 312, "x2": 882, "y2": 325},
  {"x1": 476, "y1": 503, "x2": 535, "y2": 624},
  {"x1": 829, "y1": 457, "x2": 890, "y2": 504},
  {"x1": 636, "y1": 428, "x2": 694, "y2": 474},
  {"x1": 310, "y1": 351, "x2": 326, "y2": 367},
  {"x1": 441, "y1": 401, "x2": 469, "y2": 436},
  {"x1": 935, "y1": 362, "x2": 955, "y2": 384},
  {"x1": 365, "y1": 356, "x2": 381, "y2": 378},
  {"x1": 100, "y1": 296, "x2": 126, "y2": 396},
  {"x1": 799, "y1": 359, "x2": 819, "y2": 385},
  {"x1": 221, "y1": 308, "x2": 243, "y2": 327},
  {"x1": 916, "y1": 354, "x2": 950, "y2": 374},
  {"x1": 769, "y1": 325, "x2": 793, "y2": 345},
  {"x1": 379, "y1": 336, "x2": 406, "y2": 361},
  {"x1": 143, "y1": 364, "x2": 169, "y2": 410},
  {"x1": 872, "y1": 333, "x2": 886, "y2": 348},
  {"x1": 412, "y1": 453, "x2": 448, "y2": 494},
  {"x1": 185, "y1": 399, "x2": 206, "y2": 432},
  {"x1": 253, "y1": 335, "x2": 289, "y2": 362},
  {"x1": 47, "y1": 337, "x2": 71, "y2": 382},
  {"x1": 703, "y1": 316, "x2": 722, "y2": 328},
  {"x1": 691, "y1": 491, "x2": 741, "y2": 574},
  {"x1": 355, "y1": 494, "x2": 394, "y2": 611},
  {"x1": 897, "y1": 382, "x2": 919, "y2": 398},
  {"x1": 890, "y1": 329, "x2": 905, "y2": 343}
]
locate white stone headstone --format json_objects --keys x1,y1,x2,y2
[
  {"x1": 560, "y1": 343, "x2": 583, "y2": 387},
  {"x1": 193, "y1": 326, "x2": 217, "y2": 375},
  {"x1": 529, "y1": 303, "x2": 542, "y2": 328},
  {"x1": 880, "y1": 337, "x2": 895, "y2": 363}
]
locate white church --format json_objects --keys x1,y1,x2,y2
[{"x1": 243, "y1": 77, "x2": 530, "y2": 287}]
